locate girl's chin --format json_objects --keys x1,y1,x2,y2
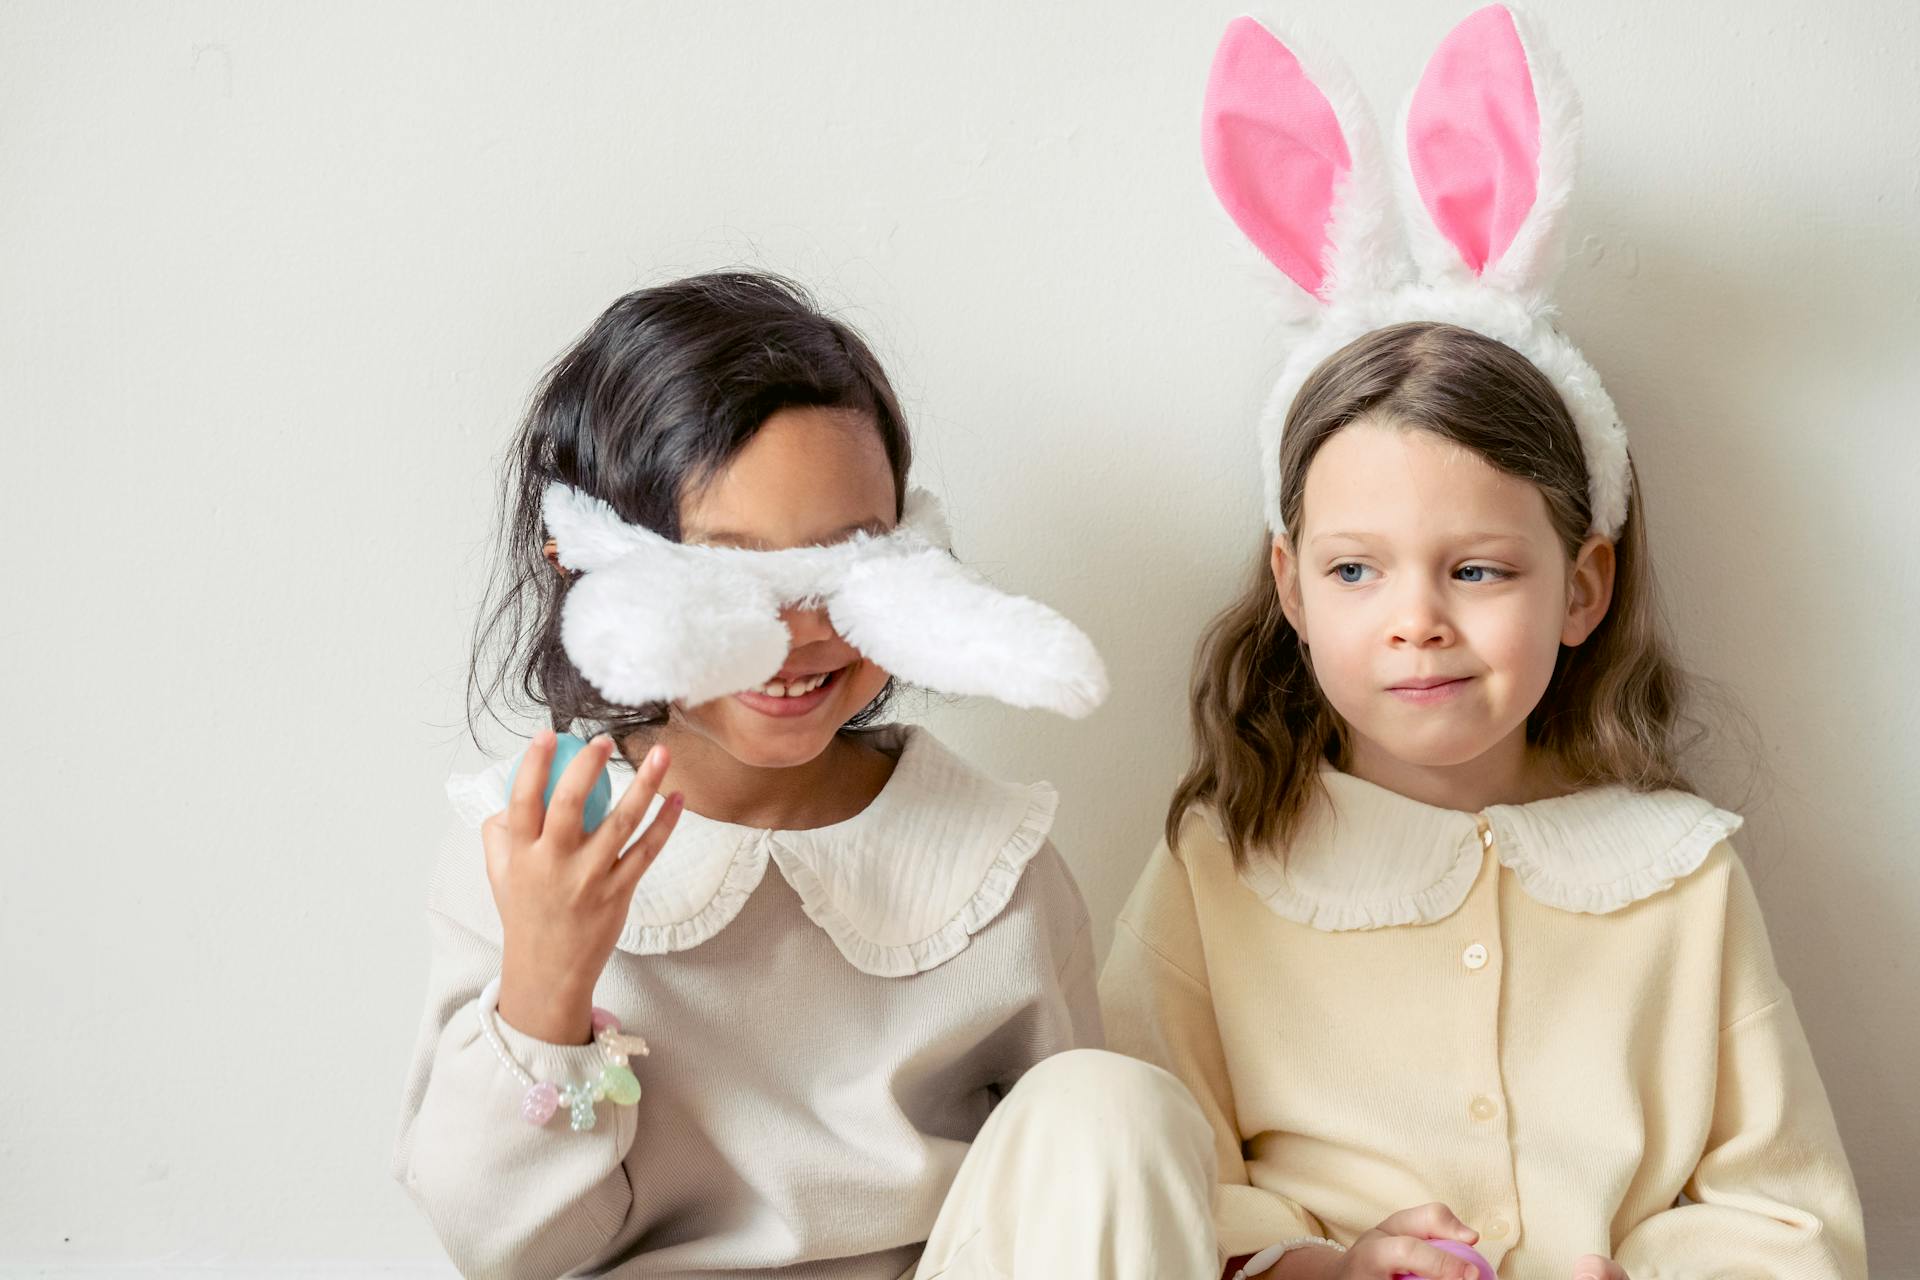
[
  {"x1": 719, "y1": 736, "x2": 839, "y2": 772},
  {"x1": 701, "y1": 703, "x2": 857, "y2": 770},
  {"x1": 1351, "y1": 722, "x2": 1526, "y2": 775}
]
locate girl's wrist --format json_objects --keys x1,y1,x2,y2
[
  {"x1": 1269, "y1": 1244, "x2": 1343, "y2": 1280},
  {"x1": 496, "y1": 962, "x2": 595, "y2": 1045}
]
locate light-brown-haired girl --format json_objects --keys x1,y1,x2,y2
[{"x1": 1102, "y1": 10, "x2": 1867, "y2": 1279}]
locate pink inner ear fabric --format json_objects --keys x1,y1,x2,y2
[
  {"x1": 1406, "y1": 4, "x2": 1540, "y2": 274},
  {"x1": 1202, "y1": 17, "x2": 1350, "y2": 298}
]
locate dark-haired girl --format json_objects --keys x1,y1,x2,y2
[{"x1": 392, "y1": 272, "x2": 1216, "y2": 1279}]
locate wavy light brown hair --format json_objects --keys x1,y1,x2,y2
[{"x1": 1169, "y1": 322, "x2": 1700, "y2": 868}]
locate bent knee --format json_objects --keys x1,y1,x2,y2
[{"x1": 1006, "y1": 1049, "x2": 1204, "y2": 1129}]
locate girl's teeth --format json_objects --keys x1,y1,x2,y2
[{"x1": 757, "y1": 672, "x2": 829, "y2": 698}]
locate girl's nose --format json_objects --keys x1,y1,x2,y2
[
  {"x1": 1388, "y1": 586, "x2": 1455, "y2": 648},
  {"x1": 779, "y1": 602, "x2": 836, "y2": 647}
]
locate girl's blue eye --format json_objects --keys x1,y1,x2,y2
[
  {"x1": 1456, "y1": 565, "x2": 1505, "y2": 583},
  {"x1": 1334, "y1": 563, "x2": 1373, "y2": 584}
]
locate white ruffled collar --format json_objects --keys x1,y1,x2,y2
[
  {"x1": 446, "y1": 726, "x2": 1057, "y2": 978},
  {"x1": 1235, "y1": 768, "x2": 1743, "y2": 932}
]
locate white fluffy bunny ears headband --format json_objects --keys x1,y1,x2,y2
[
  {"x1": 541, "y1": 482, "x2": 1109, "y2": 719},
  {"x1": 1205, "y1": 4, "x2": 1629, "y2": 539}
]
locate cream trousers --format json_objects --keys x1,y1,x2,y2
[{"x1": 909, "y1": 1049, "x2": 1223, "y2": 1280}]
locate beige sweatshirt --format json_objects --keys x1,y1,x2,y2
[
  {"x1": 1101, "y1": 769, "x2": 1865, "y2": 1280},
  {"x1": 391, "y1": 727, "x2": 1099, "y2": 1278}
]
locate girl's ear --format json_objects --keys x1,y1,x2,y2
[
  {"x1": 1270, "y1": 537, "x2": 1307, "y2": 639},
  {"x1": 1562, "y1": 534, "x2": 1616, "y2": 646}
]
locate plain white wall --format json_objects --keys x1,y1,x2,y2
[{"x1": 3, "y1": 1, "x2": 1914, "y2": 1273}]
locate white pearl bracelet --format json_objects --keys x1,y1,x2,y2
[
  {"x1": 1233, "y1": 1237, "x2": 1346, "y2": 1279},
  {"x1": 475, "y1": 975, "x2": 650, "y2": 1131}
]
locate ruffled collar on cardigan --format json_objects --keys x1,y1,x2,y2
[
  {"x1": 1234, "y1": 768, "x2": 1743, "y2": 932},
  {"x1": 445, "y1": 726, "x2": 1056, "y2": 978}
]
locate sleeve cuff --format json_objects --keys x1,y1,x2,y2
[
  {"x1": 1215, "y1": 1184, "x2": 1332, "y2": 1257},
  {"x1": 490, "y1": 1009, "x2": 625, "y2": 1084}
]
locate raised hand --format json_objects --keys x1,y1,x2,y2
[{"x1": 483, "y1": 730, "x2": 683, "y2": 1044}]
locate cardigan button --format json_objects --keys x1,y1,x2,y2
[
  {"x1": 1463, "y1": 943, "x2": 1489, "y2": 971},
  {"x1": 1469, "y1": 1095, "x2": 1501, "y2": 1122},
  {"x1": 1486, "y1": 1217, "x2": 1512, "y2": 1239}
]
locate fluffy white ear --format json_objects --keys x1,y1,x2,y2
[
  {"x1": 898, "y1": 487, "x2": 952, "y2": 551},
  {"x1": 829, "y1": 550, "x2": 1108, "y2": 719},
  {"x1": 1202, "y1": 16, "x2": 1404, "y2": 305},
  {"x1": 541, "y1": 484, "x2": 655, "y2": 573},
  {"x1": 560, "y1": 547, "x2": 791, "y2": 707},
  {"x1": 1398, "y1": 3, "x2": 1581, "y2": 296}
]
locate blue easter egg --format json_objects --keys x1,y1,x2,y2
[{"x1": 507, "y1": 732, "x2": 613, "y2": 834}]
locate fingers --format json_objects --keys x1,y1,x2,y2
[
  {"x1": 1378, "y1": 1203, "x2": 1477, "y2": 1246},
  {"x1": 610, "y1": 787, "x2": 685, "y2": 893},
  {"x1": 1355, "y1": 1236, "x2": 1475, "y2": 1280},
  {"x1": 506, "y1": 729, "x2": 557, "y2": 843},
  {"x1": 587, "y1": 742, "x2": 672, "y2": 868},
  {"x1": 1573, "y1": 1256, "x2": 1627, "y2": 1280},
  {"x1": 543, "y1": 734, "x2": 617, "y2": 845}
]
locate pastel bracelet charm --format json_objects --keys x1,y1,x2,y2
[{"x1": 476, "y1": 976, "x2": 649, "y2": 1132}]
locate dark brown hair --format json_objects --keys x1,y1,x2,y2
[
  {"x1": 466, "y1": 270, "x2": 912, "y2": 748},
  {"x1": 1168, "y1": 321, "x2": 1698, "y2": 866}
]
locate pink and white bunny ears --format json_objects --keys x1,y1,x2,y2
[{"x1": 1203, "y1": 4, "x2": 1629, "y2": 538}]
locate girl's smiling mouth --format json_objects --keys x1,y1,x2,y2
[
  {"x1": 733, "y1": 665, "x2": 846, "y2": 717},
  {"x1": 1387, "y1": 675, "x2": 1472, "y2": 704}
]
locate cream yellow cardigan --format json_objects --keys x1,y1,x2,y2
[{"x1": 1100, "y1": 770, "x2": 1865, "y2": 1279}]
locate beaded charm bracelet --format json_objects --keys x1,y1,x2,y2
[{"x1": 475, "y1": 976, "x2": 651, "y2": 1132}]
